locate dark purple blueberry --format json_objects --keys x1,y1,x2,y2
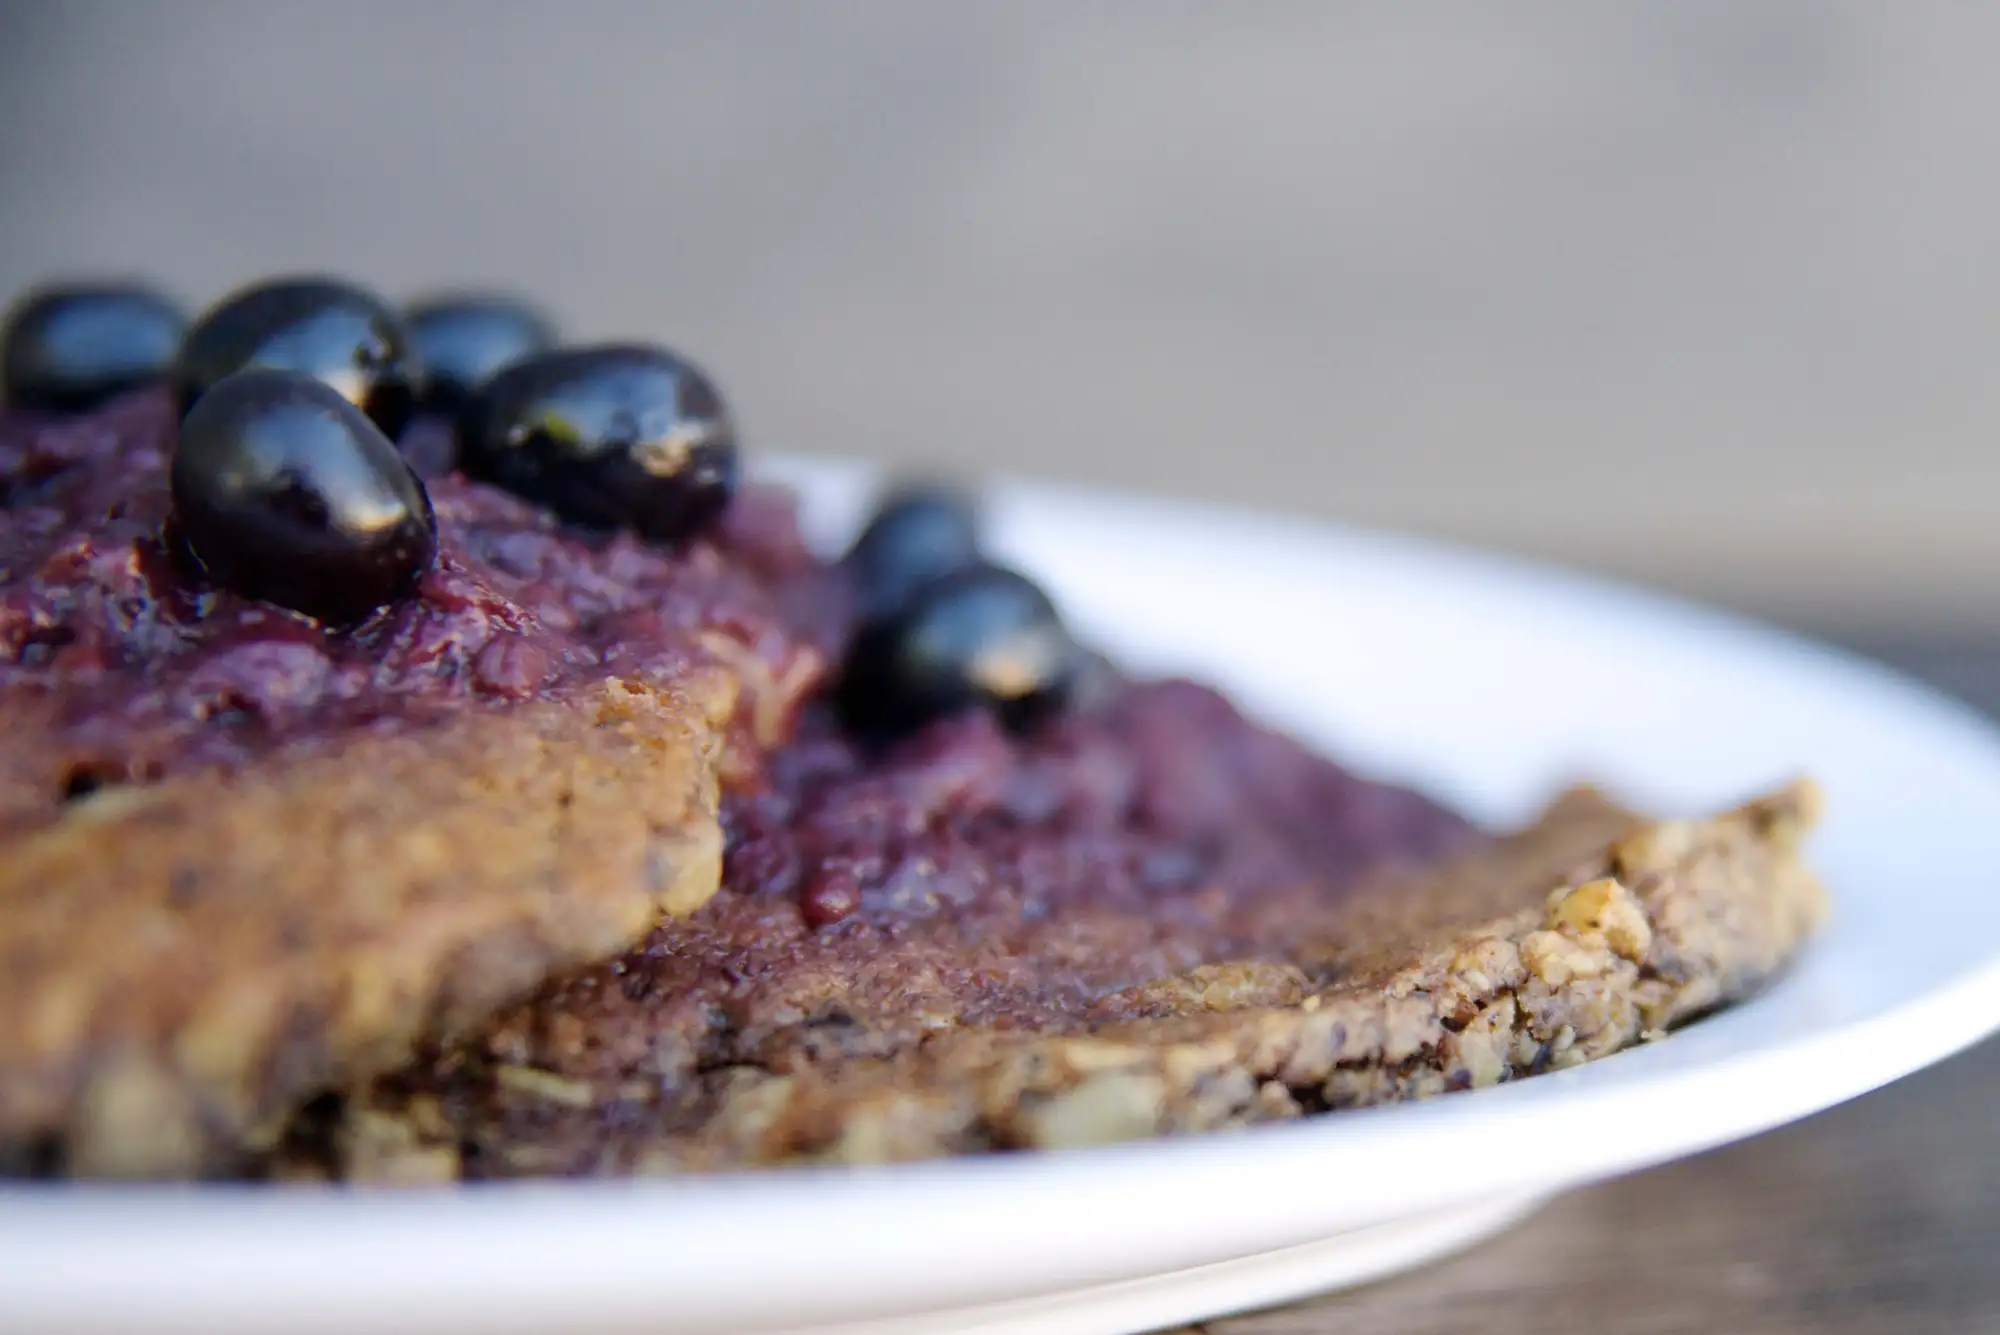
[
  {"x1": 457, "y1": 343, "x2": 738, "y2": 544},
  {"x1": 837, "y1": 562, "x2": 1082, "y2": 741},
  {"x1": 173, "y1": 277, "x2": 420, "y2": 437},
  {"x1": 170, "y1": 369, "x2": 436, "y2": 623},
  {"x1": 842, "y1": 482, "x2": 982, "y2": 622},
  {"x1": 2, "y1": 282, "x2": 185, "y2": 412},
  {"x1": 406, "y1": 293, "x2": 556, "y2": 416}
]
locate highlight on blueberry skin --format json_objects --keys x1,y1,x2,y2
[
  {"x1": 837, "y1": 561, "x2": 1084, "y2": 742},
  {"x1": 1, "y1": 282, "x2": 186, "y2": 412},
  {"x1": 405, "y1": 293, "x2": 557, "y2": 416},
  {"x1": 841, "y1": 483, "x2": 984, "y2": 624},
  {"x1": 173, "y1": 277, "x2": 421, "y2": 438},
  {"x1": 456, "y1": 342, "x2": 739, "y2": 545},
  {"x1": 170, "y1": 368, "x2": 437, "y2": 624}
]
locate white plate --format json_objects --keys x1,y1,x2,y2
[{"x1": 7, "y1": 458, "x2": 2000, "y2": 1335}]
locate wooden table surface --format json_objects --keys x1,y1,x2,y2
[{"x1": 1179, "y1": 637, "x2": 2000, "y2": 1335}]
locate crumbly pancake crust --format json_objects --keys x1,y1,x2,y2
[
  {"x1": 0, "y1": 676, "x2": 728, "y2": 1177},
  {"x1": 312, "y1": 782, "x2": 1823, "y2": 1180}
]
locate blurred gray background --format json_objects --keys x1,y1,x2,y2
[{"x1": 2, "y1": 0, "x2": 1993, "y2": 636}]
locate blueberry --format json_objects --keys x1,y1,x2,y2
[
  {"x1": 837, "y1": 562, "x2": 1082, "y2": 741},
  {"x1": 406, "y1": 293, "x2": 556, "y2": 416},
  {"x1": 842, "y1": 483, "x2": 982, "y2": 622},
  {"x1": 457, "y1": 343, "x2": 738, "y2": 543},
  {"x1": 1, "y1": 282, "x2": 185, "y2": 412},
  {"x1": 170, "y1": 369, "x2": 436, "y2": 623},
  {"x1": 174, "y1": 277, "x2": 420, "y2": 437}
]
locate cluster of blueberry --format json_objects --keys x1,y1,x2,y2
[
  {"x1": 836, "y1": 484, "x2": 1084, "y2": 739},
  {"x1": 1, "y1": 277, "x2": 734, "y2": 625},
  {"x1": 0, "y1": 278, "x2": 1086, "y2": 739}
]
